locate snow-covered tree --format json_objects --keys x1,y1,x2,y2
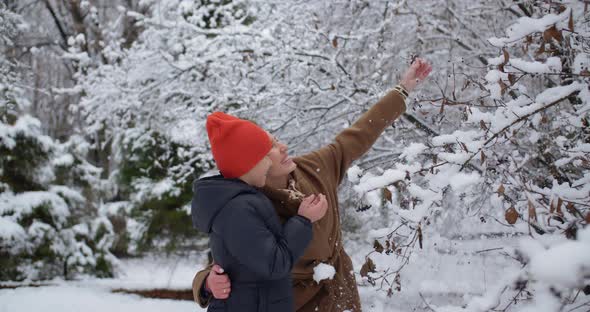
[
  {"x1": 0, "y1": 6, "x2": 117, "y2": 281},
  {"x1": 348, "y1": 1, "x2": 589, "y2": 310},
  {"x1": 2, "y1": 1, "x2": 588, "y2": 309}
]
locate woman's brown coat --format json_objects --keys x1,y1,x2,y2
[{"x1": 193, "y1": 90, "x2": 406, "y2": 312}]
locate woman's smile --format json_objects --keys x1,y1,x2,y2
[{"x1": 281, "y1": 156, "x2": 293, "y2": 165}]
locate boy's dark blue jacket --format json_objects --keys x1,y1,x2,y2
[{"x1": 191, "y1": 175, "x2": 313, "y2": 312}]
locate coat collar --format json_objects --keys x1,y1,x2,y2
[{"x1": 260, "y1": 172, "x2": 304, "y2": 221}]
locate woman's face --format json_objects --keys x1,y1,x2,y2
[
  {"x1": 241, "y1": 153, "x2": 272, "y2": 187},
  {"x1": 266, "y1": 132, "x2": 297, "y2": 177}
]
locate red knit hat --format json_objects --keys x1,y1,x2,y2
[{"x1": 206, "y1": 112, "x2": 272, "y2": 178}]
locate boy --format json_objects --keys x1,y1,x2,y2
[{"x1": 192, "y1": 112, "x2": 328, "y2": 312}]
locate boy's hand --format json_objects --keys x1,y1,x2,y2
[
  {"x1": 205, "y1": 264, "x2": 231, "y2": 299},
  {"x1": 298, "y1": 194, "x2": 328, "y2": 223}
]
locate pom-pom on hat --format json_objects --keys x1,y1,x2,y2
[{"x1": 206, "y1": 112, "x2": 272, "y2": 178}]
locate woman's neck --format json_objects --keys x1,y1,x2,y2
[{"x1": 265, "y1": 173, "x2": 290, "y2": 189}]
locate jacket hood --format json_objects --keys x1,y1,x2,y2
[{"x1": 191, "y1": 174, "x2": 257, "y2": 233}]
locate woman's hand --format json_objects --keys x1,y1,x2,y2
[
  {"x1": 399, "y1": 58, "x2": 432, "y2": 93},
  {"x1": 298, "y1": 194, "x2": 328, "y2": 223},
  {"x1": 205, "y1": 264, "x2": 231, "y2": 299}
]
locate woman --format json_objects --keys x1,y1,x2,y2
[
  {"x1": 193, "y1": 58, "x2": 432, "y2": 312},
  {"x1": 192, "y1": 112, "x2": 328, "y2": 311}
]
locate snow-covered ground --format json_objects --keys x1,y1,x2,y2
[
  {"x1": 0, "y1": 233, "x2": 522, "y2": 312},
  {"x1": 0, "y1": 284, "x2": 201, "y2": 312},
  {"x1": 91, "y1": 253, "x2": 207, "y2": 290},
  {"x1": 0, "y1": 253, "x2": 207, "y2": 312}
]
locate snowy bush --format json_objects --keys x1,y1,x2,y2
[
  {"x1": 0, "y1": 124, "x2": 118, "y2": 281},
  {"x1": 0, "y1": 119, "x2": 118, "y2": 280},
  {"x1": 112, "y1": 127, "x2": 211, "y2": 253},
  {"x1": 0, "y1": 7, "x2": 117, "y2": 281}
]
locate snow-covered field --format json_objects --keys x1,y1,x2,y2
[
  {"x1": 0, "y1": 234, "x2": 522, "y2": 312},
  {"x1": 0, "y1": 284, "x2": 201, "y2": 312},
  {"x1": 0, "y1": 253, "x2": 207, "y2": 312}
]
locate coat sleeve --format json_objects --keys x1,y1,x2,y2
[
  {"x1": 192, "y1": 264, "x2": 212, "y2": 308},
  {"x1": 300, "y1": 90, "x2": 406, "y2": 185},
  {"x1": 217, "y1": 200, "x2": 313, "y2": 280}
]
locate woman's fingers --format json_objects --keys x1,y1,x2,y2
[
  {"x1": 313, "y1": 194, "x2": 324, "y2": 205},
  {"x1": 214, "y1": 281, "x2": 231, "y2": 289},
  {"x1": 209, "y1": 272, "x2": 231, "y2": 299},
  {"x1": 417, "y1": 58, "x2": 424, "y2": 67},
  {"x1": 217, "y1": 290, "x2": 230, "y2": 299},
  {"x1": 399, "y1": 58, "x2": 430, "y2": 92},
  {"x1": 310, "y1": 194, "x2": 326, "y2": 210},
  {"x1": 312, "y1": 193, "x2": 323, "y2": 205},
  {"x1": 412, "y1": 60, "x2": 432, "y2": 82},
  {"x1": 310, "y1": 194, "x2": 328, "y2": 221},
  {"x1": 415, "y1": 61, "x2": 428, "y2": 75},
  {"x1": 211, "y1": 264, "x2": 224, "y2": 274},
  {"x1": 316, "y1": 194, "x2": 328, "y2": 211},
  {"x1": 407, "y1": 59, "x2": 430, "y2": 81},
  {"x1": 302, "y1": 195, "x2": 315, "y2": 206},
  {"x1": 420, "y1": 66, "x2": 432, "y2": 80},
  {"x1": 414, "y1": 58, "x2": 425, "y2": 67}
]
